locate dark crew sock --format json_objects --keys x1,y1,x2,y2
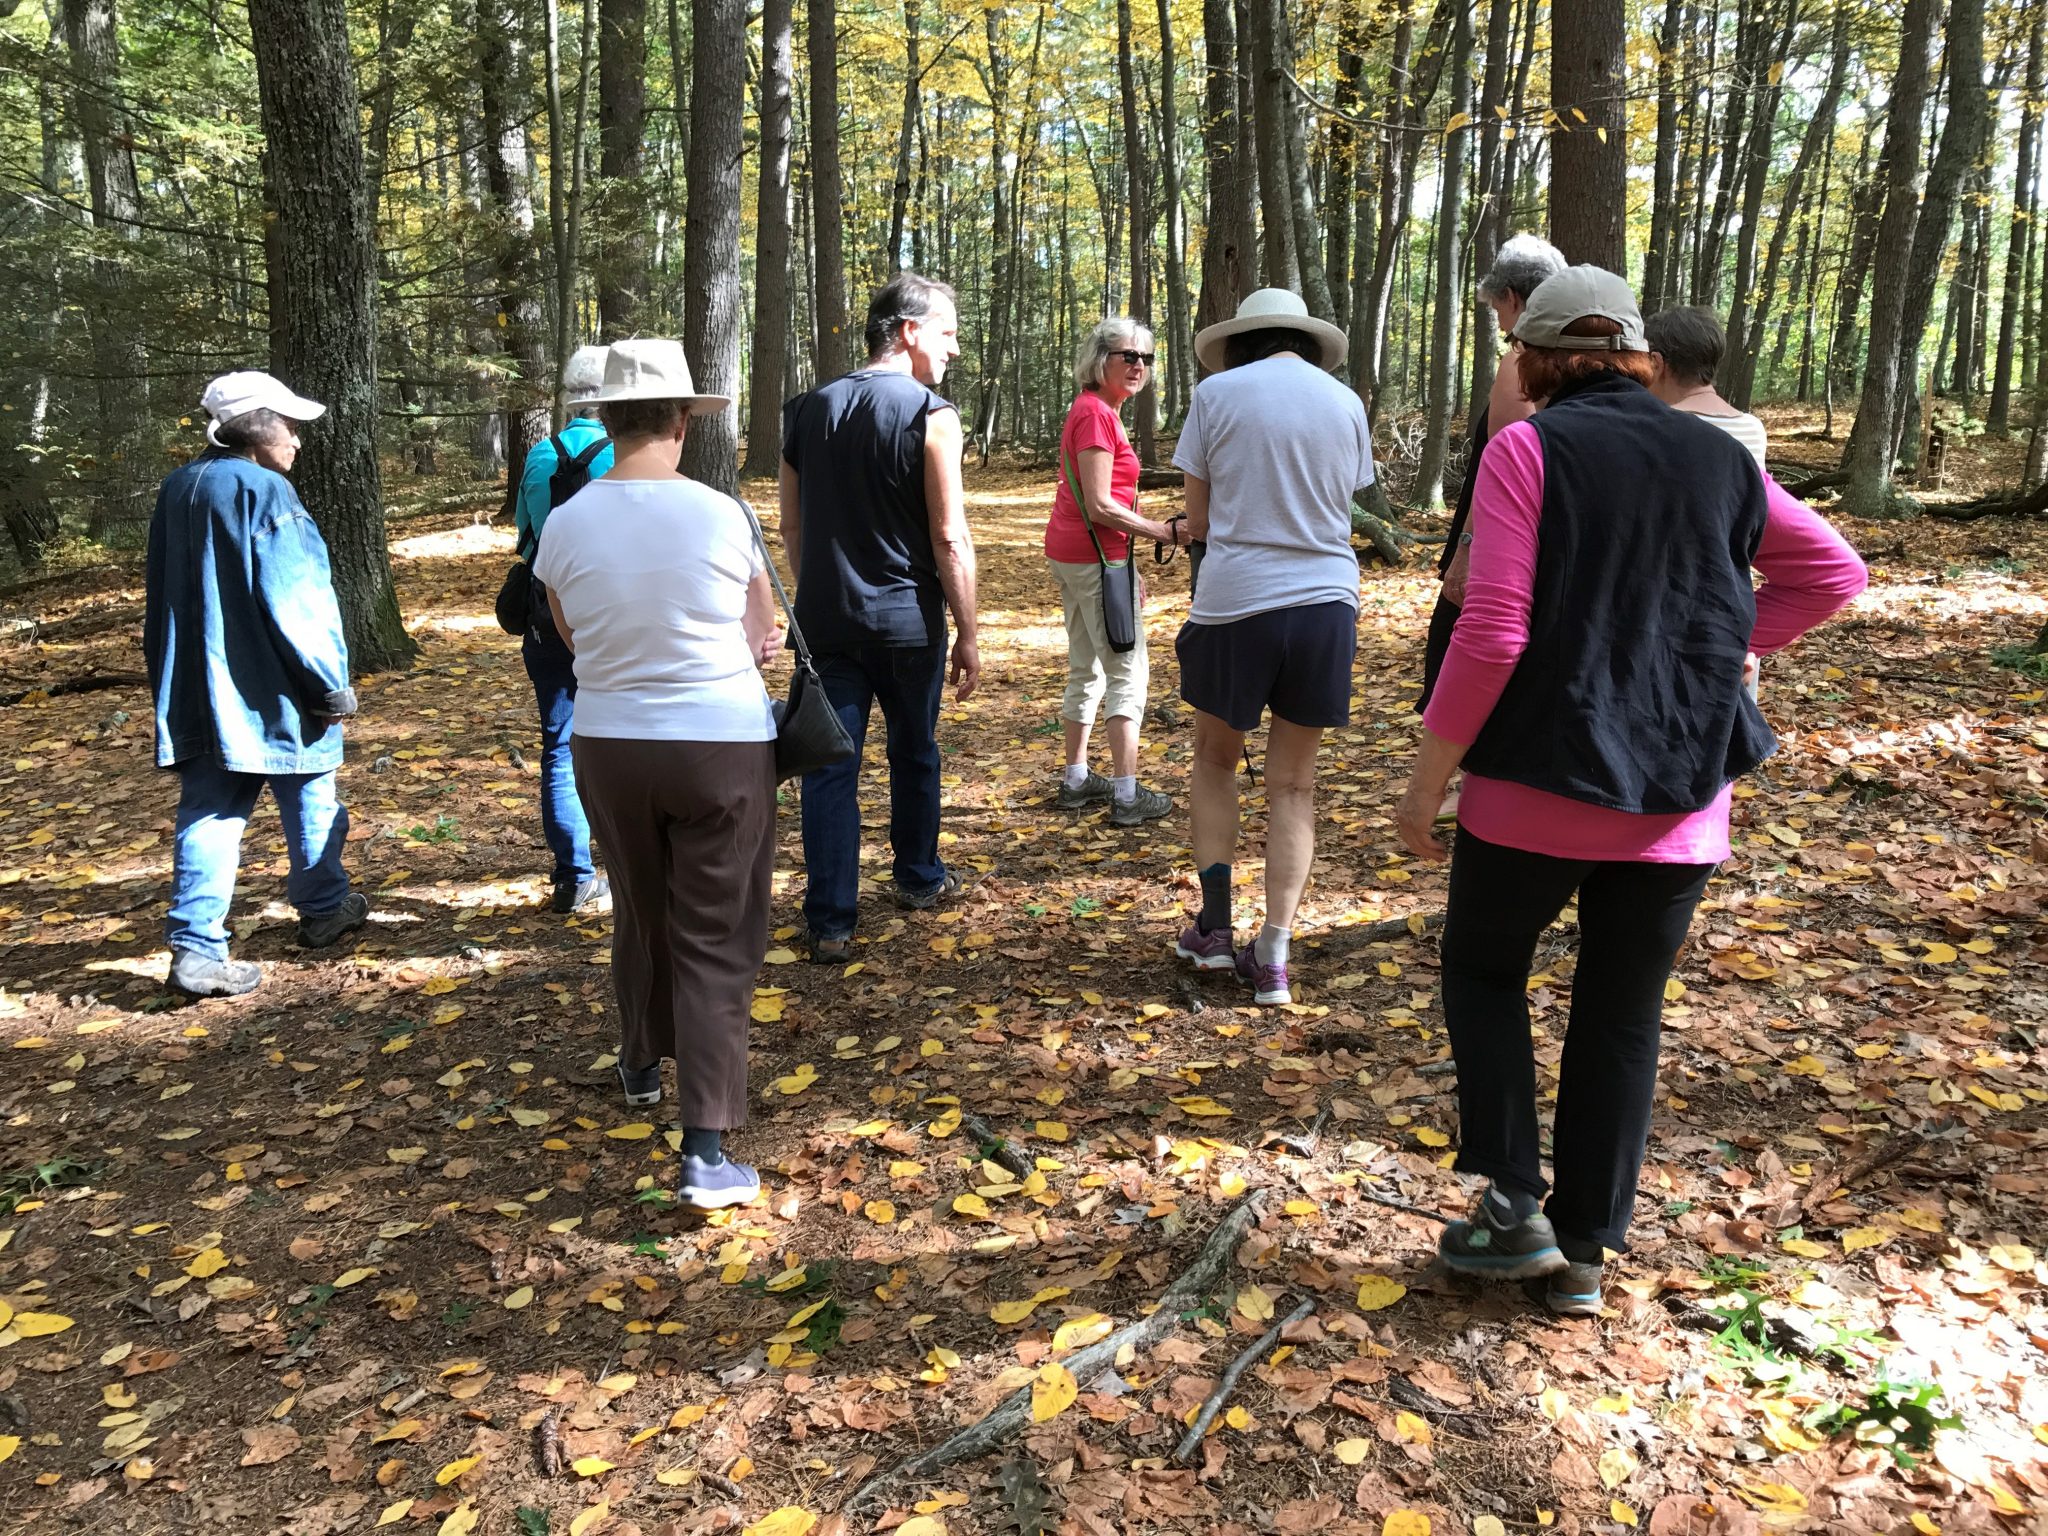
[
  {"x1": 1558, "y1": 1234, "x2": 1605, "y2": 1264},
  {"x1": 1198, "y1": 863, "x2": 1231, "y2": 933},
  {"x1": 681, "y1": 1127, "x2": 724, "y2": 1165}
]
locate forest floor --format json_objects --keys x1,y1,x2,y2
[{"x1": 0, "y1": 415, "x2": 2045, "y2": 1536}]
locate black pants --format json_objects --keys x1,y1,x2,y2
[{"x1": 1441, "y1": 828, "x2": 1714, "y2": 1252}]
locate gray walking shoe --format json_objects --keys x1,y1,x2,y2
[
  {"x1": 1056, "y1": 771, "x2": 1114, "y2": 809},
  {"x1": 1526, "y1": 1258, "x2": 1605, "y2": 1317},
  {"x1": 168, "y1": 951, "x2": 263, "y2": 998},
  {"x1": 892, "y1": 868, "x2": 963, "y2": 911},
  {"x1": 554, "y1": 875, "x2": 611, "y2": 915},
  {"x1": 1438, "y1": 1186, "x2": 1567, "y2": 1279},
  {"x1": 1109, "y1": 784, "x2": 1173, "y2": 827},
  {"x1": 617, "y1": 1060, "x2": 663, "y2": 1108},
  {"x1": 677, "y1": 1154, "x2": 762, "y2": 1210},
  {"x1": 298, "y1": 891, "x2": 370, "y2": 949}
]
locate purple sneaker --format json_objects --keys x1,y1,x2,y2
[
  {"x1": 1175, "y1": 922, "x2": 1235, "y2": 971},
  {"x1": 1234, "y1": 943, "x2": 1292, "y2": 1005}
]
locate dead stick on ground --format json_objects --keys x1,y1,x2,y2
[
  {"x1": 843, "y1": 1193, "x2": 1267, "y2": 1517},
  {"x1": 959, "y1": 1113, "x2": 1032, "y2": 1180},
  {"x1": 1799, "y1": 1116, "x2": 1958, "y2": 1220},
  {"x1": 1172, "y1": 1298, "x2": 1315, "y2": 1465},
  {"x1": 1263, "y1": 1103, "x2": 1332, "y2": 1159},
  {"x1": 1353, "y1": 1182, "x2": 1452, "y2": 1225}
]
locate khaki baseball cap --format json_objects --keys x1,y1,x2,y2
[{"x1": 1511, "y1": 265, "x2": 1648, "y2": 352}]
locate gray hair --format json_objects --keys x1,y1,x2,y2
[
  {"x1": 1074, "y1": 317, "x2": 1157, "y2": 390},
  {"x1": 564, "y1": 344, "x2": 610, "y2": 413},
  {"x1": 1477, "y1": 233, "x2": 1568, "y2": 305}
]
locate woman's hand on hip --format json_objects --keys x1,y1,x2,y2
[
  {"x1": 1395, "y1": 777, "x2": 1449, "y2": 862},
  {"x1": 755, "y1": 628, "x2": 785, "y2": 668}
]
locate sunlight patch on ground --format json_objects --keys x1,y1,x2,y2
[{"x1": 390, "y1": 524, "x2": 509, "y2": 562}]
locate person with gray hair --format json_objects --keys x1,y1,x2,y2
[
  {"x1": 1044, "y1": 317, "x2": 1188, "y2": 824},
  {"x1": 1419, "y1": 233, "x2": 1568, "y2": 712},
  {"x1": 513, "y1": 343, "x2": 615, "y2": 915}
]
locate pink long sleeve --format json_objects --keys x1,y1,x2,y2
[{"x1": 1749, "y1": 478, "x2": 1869, "y2": 653}]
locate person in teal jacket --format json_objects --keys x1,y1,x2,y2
[{"x1": 143, "y1": 372, "x2": 369, "y2": 997}]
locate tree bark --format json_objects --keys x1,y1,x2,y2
[
  {"x1": 1694, "y1": 0, "x2": 1759, "y2": 306},
  {"x1": 1548, "y1": 0, "x2": 1627, "y2": 269},
  {"x1": 1829, "y1": 129, "x2": 1885, "y2": 404},
  {"x1": 1989, "y1": 8, "x2": 2043, "y2": 432},
  {"x1": 1118, "y1": 0, "x2": 1158, "y2": 464},
  {"x1": 742, "y1": 0, "x2": 795, "y2": 478},
  {"x1": 1412, "y1": 0, "x2": 1472, "y2": 507},
  {"x1": 808, "y1": 0, "x2": 852, "y2": 376},
  {"x1": 596, "y1": 0, "x2": 648, "y2": 336},
  {"x1": 1642, "y1": 0, "x2": 1686, "y2": 308},
  {"x1": 680, "y1": 0, "x2": 745, "y2": 490},
  {"x1": 1276, "y1": 0, "x2": 1334, "y2": 318},
  {"x1": 1717, "y1": 0, "x2": 1801, "y2": 407},
  {"x1": 1837, "y1": 0, "x2": 1946, "y2": 518},
  {"x1": 1466, "y1": 0, "x2": 1515, "y2": 415},
  {"x1": 1354, "y1": 6, "x2": 1413, "y2": 415},
  {"x1": 247, "y1": 0, "x2": 414, "y2": 671},
  {"x1": 1155, "y1": 0, "x2": 1193, "y2": 415},
  {"x1": 1324, "y1": 10, "x2": 1363, "y2": 331},
  {"x1": 1194, "y1": 0, "x2": 1254, "y2": 351},
  {"x1": 884, "y1": 0, "x2": 921, "y2": 275},
  {"x1": 1248, "y1": 0, "x2": 1297, "y2": 290}
]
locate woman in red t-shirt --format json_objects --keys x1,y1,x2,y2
[{"x1": 1045, "y1": 318, "x2": 1189, "y2": 826}]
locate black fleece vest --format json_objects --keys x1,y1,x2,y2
[{"x1": 1461, "y1": 372, "x2": 1777, "y2": 814}]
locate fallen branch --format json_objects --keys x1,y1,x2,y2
[
  {"x1": 1778, "y1": 467, "x2": 1848, "y2": 499},
  {"x1": 959, "y1": 1113, "x2": 1032, "y2": 1181},
  {"x1": 1173, "y1": 1297, "x2": 1314, "y2": 1464},
  {"x1": 1661, "y1": 1294, "x2": 1852, "y2": 1376},
  {"x1": 1351, "y1": 1182, "x2": 1453, "y2": 1225},
  {"x1": 844, "y1": 1193, "x2": 1266, "y2": 1517},
  {"x1": 1798, "y1": 1116, "x2": 1957, "y2": 1220},
  {"x1": 1263, "y1": 1103, "x2": 1331, "y2": 1159},
  {"x1": 0, "y1": 603, "x2": 144, "y2": 647},
  {"x1": 1322, "y1": 910, "x2": 1446, "y2": 951},
  {"x1": 0, "y1": 671, "x2": 146, "y2": 707},
  {"x1": 1922, "y1": 477, "x2": 2048, "y2": 521}
]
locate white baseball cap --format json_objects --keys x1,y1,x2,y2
[{"x1": 200, "y1": 371, "x2": 327, "y2": 445}]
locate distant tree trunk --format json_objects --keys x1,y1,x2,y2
[
  {"x1": 1412, "y1": 0, "x2": 1472, "y2": 507},
  {"x1": 1837, "y1": 0, "x2": 1945, "y2": 517},
  {"x1": 808, "y1": 0, "x2": 852, "y2": 375},
  {"x1": 1155, "y1": 0, "x2": 1194, "y2": 415},
  {"x1": 1642, "y1": 0, "x2": 1685, "y2": 308},
  {"x1": 596, "y1": 0, "x2": 648, "y2": 336},
  {"x1": 60, "y1": 0, "x2": 152, "y2": 534},
  {"x1": 1990, "y1": 10, "x2": 2043, "y2": 432},
  {"x1": 1354, "y1": 6, "x2": 1413, "y2": 415},
  {"x1": 1829, "y1": 131, "x2": 1885, "y2": 404},
  {"x1": 974, "y1": 6, "x2": 1018, "y2": 447},
  {"x1": 665, "y1": 0, "x2": 691, "y2": 192},
  {"x1": 247, "y1": 0, "x2": 413, "y2": 671},
  {"x1": 1248, "y1": 0, "x2": 1297, "y2": 289},
  {"x1": 1324, "y1": 11, "x2": 1362, "y2": 331},
  {"x1": 1117, "y1": 0, "x2": 1157, "y2": 464},
  {"x1": 884, "y1": 0, "x2": 921, "y2": 274},
  {"x1": 742, "y1": 0, "x2": 793, "y2": 478},
  {"x1": 1548, "y1": 0, "x2": 1627, "y2": 269},
  {"x1": 1194, "y1": 0, "x2": 1254, "y2": 349},
  {"x1": 1694, "y1": 0, "x2": 1758, "y2": 306},
  {"x1": 680, "y1": 0, "x2": 744, "y2": 490},
  {"x1": 476, "y1": 0, "x2": 551, "y2": 514},
  {"x1": 1466, "y1": 0, "x2": 1515, "y2": 413},
  {"x1": 1275, "y1": 0, "x2": 1334, "y2": 318},
  {"x1": 1718, "y1": 0, "x2": 1799, "y2": 407}
]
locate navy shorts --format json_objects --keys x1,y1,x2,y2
[{"x1": 1177, "y1": 601, "x2": 1358, "y2": 731}]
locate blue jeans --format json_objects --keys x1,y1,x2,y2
[
  {"x1": 165, "y1": 756, "x2": 352, "y2": 961},
  {"x1": 523, "y1": 622, "x2": 595, "y2": 886},
  {"x1": 800, "y1": 642, "x2": 949, "y2": 939}
]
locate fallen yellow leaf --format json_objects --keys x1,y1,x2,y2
[
  {"x1": 1599, "y1": 1447, "x2": 1638, "y2": 1489},
  {"x1": 437, "y1": 1504, "x2": 479, "y2": 1536},
  {"x1": 11, "y1": 1312, "x2": 73, "y2": 1337},
  {"x1": 1841, "y1": 1227, "x2": 1891, "y2": 1255},
  {"x1": 435, "y1": 1454, "x2": 480, "y2": 1486},
  {"x1": 604, "y1": 1122, "x2": 654, "y2": 1140},
  {"x1": 1382, "y1": 1513, "x2": 1431, "y2": 1536},
  {"x1": 376, "y1": 1499, "x2": 414, "y2": 1527},
  {"x1": 569, "y1": 1502, "x2": 611, "y2": 1536},
  {"x1": 571, "y1": 1455, "x2": 615, "y2": 1477},
  {"x1": 741, "y1": 1510, "x2": 817, "y2": 1536},
  {"x1": 503, "y1": 1287, "x2": 535, "y2": 1310},
  {"x1": 1355, "y1": 1274, "x2": 1406, "y2": 1311},
  {"x1": 1334, "y1": 1437, "x2": 1372, "y2": 1465},
  {"x1": 1031, "y1": 1362, "x2": 1078, "y2": 1422}
]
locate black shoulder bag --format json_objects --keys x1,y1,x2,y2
[
  {"x1": 736, "y1": 500, "x2": 856, "y2": 782},
  {"x1": 1061, "y1": 449, "x2": 1139, "y2": 653}
]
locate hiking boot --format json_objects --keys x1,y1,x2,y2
[
  {"x1": 297, "y1": 892, "x2": 370, "y2": 949},
  {"x1": 1526, "y1": 1258, "x2": 1605, "y2": 1317},
  {"x1": 554, "y1": 874, "x2": 612, "y2": 915},
  {"x1": 1439, "y1": 1186, "x2": 1567, "y2": 1279},
  {"x1": 1109, "y1": 785, "x2": 1173, "y2": 827},
  {"x1": 1056, "y1": 771, "x2": 1114, "y2": 809},
  {"x1": 617, "y1": 1059, "x2": 663, "y2": 1108},
  {"x1": 677, "y1": 1154, "x2": 762, "y2": 1211},
  {"x1": 892, "y1": 868, "x2": 962, "y2": 911},
  {"x1": 168, "y1": 950, "x2": 263, "y2": 998},
  {"x1": 1175, "y1": 923, "x2": 1236, "y2": 972},
  {"x1": 808, "y1": 934, "x2": 854, "y2": 964},
  {"x1": 1234, "y1": 942, "x2": 1292, "y2": 1005}
]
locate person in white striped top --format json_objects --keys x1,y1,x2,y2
[{"x1": 1644, "y1": 306, "x2": 1769, "y2": 469}]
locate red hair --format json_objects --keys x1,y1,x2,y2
[{"x1": 1515, "y1": 316, "x2": 1657, "y2": 402}]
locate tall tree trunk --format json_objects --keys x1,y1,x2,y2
[
  {"x1": 808, "y1": 0, "x2": 852, "y2": 375},
  {"x1": 1466, "y1": 0, "x2": 1516, "y2": 414},
  {"x1": 1642, "y1": 0, "x2": 1685, "y2": 308},
  {"x1": 477, "y1": 0, "x2": 552, "y2": 512},
  {"x1": 542, "y1": 0, "x2": 572, "y2": 424},
  {"x1": 1548, "y1": 0, "x2": 1627, "y2": 269},
  {"x1": 1694, "y1": 0, "x2": 1758, "y2": 305},
  {"x1": 1194, "y1": 0, "x2": 1254, "y2": 349},
  {"x1": 1118, "y1": 0, "x2": 1157, "y2": 464},
  {"x1": 1324, "y1": 10, "x2": 1362, "y2": 331},
  {"x1": 1248, "y1": 0, "x2": 1297, "y2": 289},
  {"x1": 1829, "y1": 129, "x2": 1884, "y2": 404},
  {"x1": 884, "y1": 0, "x2": 921, "y2": 274},
  {"x1": 596, "y1": 0, "x2": 648, "y2": 336},
  {"x1": 1718, "y1": 0, "x2": 1800, "y2": 407},
  {"x1": 1275, "y1": 0, "x2": 1335, "y2": 317},
  {"x1": 1412, "y1": 0, "x2": 1472, "y2": 506},
  {"x1": 1990, "y1": 10, "x2": 2042, "y2": 431},
  {"x1": 247, "y1": 0, "x2": 414, "y2": 671},
  {"x1": 1354, "y1": 6, "x2": 1413, "y2": 415},
  {"x1": 742, "y1": 0, "x2": 794, "y2": 477},
  {"x1": 1155, "y1": 0, "x2": 1193, "y2": 416},
  {"x1": 1837, "y1": 0, "x2": 1946, "y2": 517},
  {"x1": 680, "y1": 0, "x2": 744, "y2": 489},
  {"x1": 665, "y1": 0, "x2": 691, "y2": 204}
]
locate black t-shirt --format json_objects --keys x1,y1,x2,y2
[{"x1": 782, "y1": 369, "x2": 956, "y2": 650}]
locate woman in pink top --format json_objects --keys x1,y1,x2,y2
[
  {"x1": 1393, "y1": 267, "x2": 1867, "y2": 1315},
  {"x1": 1044, "y1": 318, "x2": 1189, "y2": 826}
]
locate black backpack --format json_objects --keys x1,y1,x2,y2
[{"x1": 494, "y1": 432, "x2": 611, "y2": 635}]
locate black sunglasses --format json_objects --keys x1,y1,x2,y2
[{"x1": 1112, "y1": 349, "x2": 1156, "y2": 366}]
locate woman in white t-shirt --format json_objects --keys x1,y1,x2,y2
[{"x1": 532, "y1": 338, "x2": 782, "y2": 1211}]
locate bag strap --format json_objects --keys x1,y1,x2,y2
[
  {"x1": 570, "y1": 435, "x2": 610, "y2": 470},
  {"x1": 1062, "y1": 448, "x2": 1124, "y2": 570},
  {"x1": 733, "y1": 495, "x2": 814, "y2": 667}
]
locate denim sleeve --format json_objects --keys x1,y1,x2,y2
[{"x1": 253, "y1": 486, "x2": 351, "y2": 700}]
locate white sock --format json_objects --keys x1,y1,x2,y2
[
  {"x1": 1063, "y1": 763, "x2": 1089, "y2": 790},
  {"x1": 1255, "y1": 923, "x2": 1291, "y2": 965},
  {"x1": 1112, "y1": 774, "x2": 1137, "y2": 804}
]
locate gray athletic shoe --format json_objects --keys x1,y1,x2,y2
[
  {"x1": 1526, "y1": 1258, "x2": 1605, "y2": 1317},
  {"x1": 1438, "y1": 1186, "x2": 1568, "y2": 1280},
  {"x1": 1056, "y1": 771, "x2": 1114, "y2": 809},
  {"x1": 617, "y1": 1060, "x2": 663, "y2": 1108},
  {"x1": 1109, "y1": 785, "x2": 1173, "y2": 827},
  {"x1": 168, "y1": 951, "x2": 263, "y2": 998},
  {"x1": 297, "y1": 891, "x2": 370, "y2": 949},
  {"x1": 677, "y1": 1154, "x2": 762, "y2": 1210}
]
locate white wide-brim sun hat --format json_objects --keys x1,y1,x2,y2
[
  {"x1": 593, "y1": 337, "x2": 730, "y2": 415},
  {"x1": 1193, "y1": 287, "x2": 1349, "y2": 375}
]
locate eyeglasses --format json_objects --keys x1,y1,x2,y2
[{"x1": 1113, "y1": 350, "x2": 1156, "y2": 366}]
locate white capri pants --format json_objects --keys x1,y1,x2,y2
[{"x1": 1049, "y1": 558, "x2": 1150, "y2": 726}]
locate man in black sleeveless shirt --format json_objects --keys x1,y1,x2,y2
[{"x1": 781, "y1": 273, "x2": 981, "y2": 961}]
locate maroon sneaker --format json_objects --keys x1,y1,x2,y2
[
  {"x1": 1175, "y1": 923, "x2": 1235, "y2": 971},
  {"x1": 1234, "y1": 943, "x2": 1292, "y2": 1005}
]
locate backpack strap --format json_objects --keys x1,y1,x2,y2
[{"x1": 570, "y1": 435, "x2": 610, "y2": 470}]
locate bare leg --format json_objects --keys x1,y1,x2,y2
[
  {"x1": 1259, "y1": 717, "x2": 1325, "y2": 933},
  {"x1": 1106, "y1": 714, "x2": 1139, "y2": 780},
  {"x1": 1190, "y1": 709, "x2": 1246, "y2": 870},
  {"x1": 1063, "y1": 717, "x2": 1092, "y2": 772}
]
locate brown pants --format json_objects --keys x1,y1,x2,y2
[{"x1": 570, "y1": 735, "x2": 776, "y2": 1130}]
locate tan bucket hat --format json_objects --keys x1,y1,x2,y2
[
  {"x1": 593, "y1": 338, "x2": 730, "y2": 415},
  {"x1": 1193, "y1": 287, "x2": 1349, "y2": 374}
]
